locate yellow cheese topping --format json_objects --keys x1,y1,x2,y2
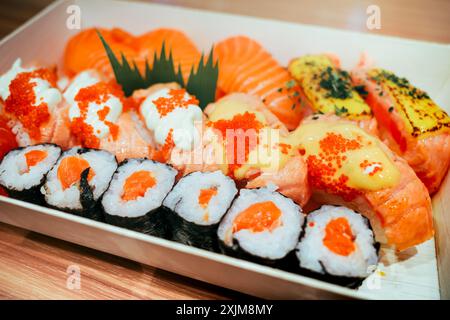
[
  {"x1": 369, "y1": 69, "x2": 450, "y2": 139},
  {"x1": 288, "y1": 120, "x2": 400, "y2": 195},
  {"x1": 288, "y1": 55, "x2": 372, "y2": 120}
]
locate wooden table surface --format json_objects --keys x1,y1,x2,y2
[{"x1": 0, "y1": 0, "x2": 448, "y2": 300}]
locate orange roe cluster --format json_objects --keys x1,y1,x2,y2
[
  {"x1": 4, "y1": 68, "x2": 57, "y2": 140},
  {"x1": 152, "y1": 89, "x2": 199, "y2": 117},
  {"x1": 209, "y1": 112, "x2": 263, "y2": 178},
  {"x1": 70, "y1": 81, "x2": 124, "y2": 148},
  {"x1": 306, "y1": 132, "x2": 362, "y2": 201},
  {"x1": 276, "y1": 142, "x2": 292, "y2": 155},
  {"x1": 152, "y1": 128, "x2": 175, "y2": 163},
  {"x1": 360, "y1": 159, "x2": 383, "y2": 176}
]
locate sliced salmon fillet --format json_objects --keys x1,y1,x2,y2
[
  {"x1": 351, "y1": 57, "x2": 450, "y2": 194},
  {"x1": 135, "y1": 28, "x2": 201, "y2": 83},
  {"x1": 63, "y1": 28, "x2": 201, "y2": 83},
  {"x1": 213, "y1": 36, "x2": 304, "y2": 130},
  {"x1": 64, "y1": 28, "x2": 137, "y2": 79},
  {"x1": 288, "y1": 54, "x2": 378, "y2": 136},
  {"x1": 292, "y1": 114, "x2": 433, "y2": 251}
]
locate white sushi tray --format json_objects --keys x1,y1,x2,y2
[{"x1": 0, "y1": 0, "x2": 449, "y2": 300}]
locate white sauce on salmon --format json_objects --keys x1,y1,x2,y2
[{"x1": 139, "y1": 88, "x2": 202, "y2": 150}]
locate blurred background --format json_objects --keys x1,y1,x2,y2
[{"x1": 0, "y1": 0, "x2": 449, "y2": 43}]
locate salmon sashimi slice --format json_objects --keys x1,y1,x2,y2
[
  {"x1": 289, "y1": 114, "x2": 433, "y2": 251},
  {"x1": 64, "y1": 28, "x2": 137, "y2": 79},
  {"x1": 288, "y1": 54, "x2": 378, "y2": 136},
  {"x1": 351, "y1": 56, "x2": 450, "y2": 194},
  {"x1": 135, "y1": 28, "x2": 201, "y2": 83},
  {"x1": 213, "y1": 36, "x2": 304, "y2": 130},
  {"x1": 99, "y1": 111, "x2": 155, "y2": 162},
  {"x1": 63, "y1": 28, "x2": 201, "y2": 83}
]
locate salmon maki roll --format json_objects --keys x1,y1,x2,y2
[
  {"x1": 101, "y1": 158, "x2": 177, "y2": 237},
  {"x1": 217, "y1": 185, "x2": 304, "y2": 267},
  {"x1": 0, "y1": 144, "x2": 61, "y2": 204},
  {"x1": 351, "y1": 59, "x2": 450, "y2": 194},
  {"x1": 288, "y1": 54, "x2": 377, "y2": 135},
  {"x1": 213, "y1": 36, "x2": 304, "y2": 130},
  {"x1": 41, "y1": 147, "x2": 118, "y2": 219},
  {"x1": 289, "y1": 114, "x2": 433, "y2": 251}
]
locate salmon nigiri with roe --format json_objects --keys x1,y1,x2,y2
[
  {"x1": 287, "y1": 114, "x2": 434, "y2": 251},
  {"x1": 213, "y1": 36, "x2": 305, "y2": 130},
  {"x1": 351, "y1": 57, "x2": 450, "y2": 194},
  {"x1": 0, "y1": 59, "x2": 73, "y2": 148}
]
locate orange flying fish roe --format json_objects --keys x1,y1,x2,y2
[
  {"x1": 57, "y1": 156, "x2": 95, "y2": 190},
  {"x1": 198, "y1": 187, "x2": 218, "y2": 208},
  {"x1": 233, "y1": 201, "x2": 282, "y2": 233},
  {"x1": 152, "y1": 89, "x2": 199, "y2": 117},
  {"x1": 121, "y1": 170, "x2": 156, "y2": 201},
  {"x1": 152, "y1": 128, "x2": 175, "y2": 163},
  {"x1": 70, "y1": 81, "x2": 123, "y2": 148},
  {"x1": 25, "y1": 150, "x2": 47, "y2": 170},
  {"x1": 306, "y1": 132, "x2": 362, "y2": 201},
  {"x1": 4, "y1": 68, "x2": 57, "y2": 140},
  {"x1": 323, "y1": 217, "x2": 356, "y2": 256},
  {"x1": 360, "y1": 159, "x2": 383, "y2": 176},
  {"x1": 209, "y1": 112, "x2": 263, "y2": 177}
]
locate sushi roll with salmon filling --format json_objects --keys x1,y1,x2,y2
[
  {"x1": 0, "y1": 144, "x2": 61, "y2": 203},
  {"x1": 163, "y1": 171, "x2": 238, "y2": 251},
  {"x1": 41, "y1": 147, "x2": 117, "y2": 219},
  {"x1": 217, "y1": 186, "x2": 304, "y2": 267},
  {"x1": 101, "y1": 159, "x2": 177, "y2": 237},
  {"x1": 296, "y1": 205, "x2": 379, "y2": 288}
]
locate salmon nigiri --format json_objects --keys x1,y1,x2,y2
[
  {"x1": 64, "y1": 28, "x2": 137, "y2": 79},
  {"x1": 0, "y1": 59, "x2": 73, "y2": 148},
  {"x1": 288, "y1": 114, "x2": 433, "y2": 251},
  {"x1": 63, "y1": 28, "x2": 201, "y2": 82},
  {"x1": 62, "y1": 70, "x2": 153, "y2": 161},
  {"x1": 197, "y1": 93, "x2": 310, "y2": 206},
  {"x1": 351, "y1": 57, "x2": 450, "y2": 194},
  {"x1": 288, "y1": 54, "x2": 378, "y2": 136},
  {"x1": 135, "y1": 28, "x2": 201, "y2": 82},
  {"x1": 213, "y1": 36, "x2": 304, "y2": 130}
]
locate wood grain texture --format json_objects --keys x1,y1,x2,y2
[
  {"x1": 0, "y1": 0, "x2": 448, "y2": 300},
  {"x1": 0, "y1": 222, "x2": 243, "y2": 299}
]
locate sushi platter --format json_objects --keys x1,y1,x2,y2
[{"x1": 0, "y1": 0, "x2": 449, "y2": 300}]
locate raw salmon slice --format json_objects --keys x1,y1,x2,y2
[
  {"x1": 63, "y1": 28, "x2": 201, "y2": 83},
  {"x1": 213, "y1": 36, "x2": 304, "y2": 130}
]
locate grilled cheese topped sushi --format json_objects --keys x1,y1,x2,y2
[
  {"x1": 351, "y1": 60, "x2": 450, "y2": 194},
  {"x1": 288, "y1": 114, "x2": 433, "y2": 251},
  {"x1": 288, "y1": 55, "x2": 377, "y2": 135}
]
